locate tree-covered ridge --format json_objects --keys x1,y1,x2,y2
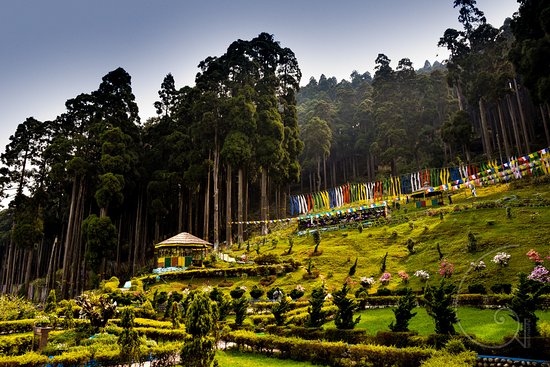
[{"x1": 0, "y1": 0, "x2": 549, "y2": 300}]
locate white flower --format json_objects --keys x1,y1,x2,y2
[
  {"x1": 414, "y1": 270, "x2": 430, "y2": 280},
  {"x1": 491, "y1": 252, "x2": 511, "y2": 266},
  {"x1": 324, "y1": 293, "x2": 333, "y2": 301}
]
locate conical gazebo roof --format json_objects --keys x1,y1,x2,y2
[{"x1": 154, "y1": 232, "x2": 212, "y2": 249}]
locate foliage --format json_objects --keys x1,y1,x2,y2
[
  {"x1": 181, "y1": 291, "x2": 216, "y2": 367},
  {"x1": 379, "y1": 272, "x2": 391, "y2": 285},
  {"x1": 438, "y1": 260, "x2": 454, "y2": 278},
  {"x1": 306, "y1": 285, "x2": 327, "y2": 327},
  {"x1": 406, "y1": 238, "x2": 415, "y2": 254},
  {"x1": 249, "y1": 285, "x2": 265, "y2": 300},
  {"x1": 75, "y1": 293, "x2": 116, "y2": 331},
  {"x1": 423, "y1": 280, "x2": 458, "y2": 335},
  {"x1": 44, "y1": 289, "x2": 57, "y2": 314},
  {"x1": 509, "y1": 273, "x2": 540, "y2": 337},
  {"x1": 380, "y1": 251, "x2": 388, "y2": 273},
  {"x1": 230, "y1": 286, "x2": 246, "y2": 299},
  {"x1": 312, "y1": 230, "x2": 321, "y2": 253},
  {"x1": 272, "y1": 294, "x2": 291, "y2": 326},
  {"x1": 233, "y1": 296, "x2": 248, "y2": 327},
  {"x1": 289, "y1": 285, "x2": 305, "y2": 300},
  {"x1": 332, "y1": 283, "x2": 361, "y2": 329},
  {"x1": 118, "y1": 307, "x2": 142, "y2": 364},
  {"x1": 0, "y1": 295, "x2": 37, "y2": 321},
  {"x1": 348, "y1": 257, "x2": 358, "y2": 276},
  {"x1": 209, "y1": 287, "x2": 231, "y2": 321},
  {"x1": 466, "y1": 230, "x2": 477, "y2": 253},
  {"x1": 389, "y1": 287, "x2": 417, "y2": 332}
]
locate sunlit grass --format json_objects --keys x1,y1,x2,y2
[{"x1": 216, "y1": 349, "x2": 321, "y2": 366}]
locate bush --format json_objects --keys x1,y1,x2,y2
[
  {"x1": 253, "y1": 253, "x2": 281, "y2": 265},
  {"x1": 0, "y1": 295, "x2": 37, "y2": 321},
  {"x1": 491, "y1": 283, "x2": 512, "y2": 294},
  {"x1": 467, "y1": 283, "x2": 487, "y2": 294},
  {"x1": 249, "y1": 285, "x2": 264, "y2": 300},
  {"x1": 230, "y1": 287, "x2": 246, "y2": 299},
  {"x1": 375, "y1": 287, "x2": 393, "y2": 296}
]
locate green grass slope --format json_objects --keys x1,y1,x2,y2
[{"x1": 147, "y1": 178, "x2": 550, "y2": 298}]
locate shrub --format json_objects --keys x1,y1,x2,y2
[
  {"x1": 333, "y1": 283, "x2": 361, "y2": 329},
  {"x1": 289, "y1": 285, "x2": 305, "y2": 300},
  {"x1": 229, "y1": 287, "x2": 246, "y2": 300},
  {"x1": 424, "y1": 280, "x2": 458, "y2": 335},
  {"x1": 0, "y1": 295, "x2": 37, "y2": 321},
  {"x1": 406, "y1": 238, "x2": 415, "y2": 254},
  {"x1": 306, "y1": 285, "x2": 327, "y2": 327},
  {"x1": 272, "y1": 295, "x2": 291, "y2": 326},
  {"x1": 491, "y1": 283, "x2": 512, "y2": 294},
  {"x1": 375, "y1": 288, "x2": 393, "y2": 296},
  {"x1": 253, "y1": 253, "x2": 281, "y2": 265},
  {"x1": 249, "y1": 285, "x2": 264, "y2": 300},
  {"x1": 233, "y1": 297, "x2": 248, "y2": 327},
  {"x1": 389, "y1": 288, "x2": 417, "y2": 332},
  {"x1": 467, "y1": 283, "x2": 487, "y2": 294},
  {"x1": 466, "y1": 230, "x2": 477, "y2": 252},
  {"x1": 380, "y1": 252, "x2": 388, "y2": 273}
]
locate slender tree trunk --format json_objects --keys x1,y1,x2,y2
[
  {"x1": 188, "y1": 191, "x2": 193, "y2": 235},
  {"x1": 540, "y1": 104, "x2": 550, "y2": 148},
  {"x1": 513, "y1": 78, "x2": 531, "y2": 153},
  {"x1": 45, "y1": 238, "x2": 57, "y2": 294},
  {"x1": 479, "y1": 98, "x2": 493, "y2": 159},
  {"x1": 260, "y1": 167, "x2": 268, "y2": 236},
  {"x1": 23, "y1": 247, "x2": 34, "y2": 297},
  {"x1": 506, "y1": 94, "x2": 522, "y2": 155},
  {"x1": 203, "y1": 152, "x2": 211, "y2": 242},
  {"x1": 497, "y1": 99, "x2": 512, "y2": 160},
  {"x1": 455, "y1": 84, "x2": 464, "y2": 111},
  {"x1": 132, "y1": 194, "x2": 142, "y2": 276},
  {"x1": 323, "y1": 156, "x2": 327, "y2": 190},
  {"x1": 61, "y1": 175, "x2": 79, "y2": 299},
  {"x1": 237, "y1": 168, "x2": 244, "y2": 244},
  {"x1": 316, "y1": 156, "x2": 321, "y2": 192},
  {"x1": 213, "y1": 146, "x2": 220, "y2": 251},
  {"x1": 226, "y1": 164, "x2": 232, "y2": 249},
  {"x1": 332, "y1": 160, "x2": 337, "y2": 187}
]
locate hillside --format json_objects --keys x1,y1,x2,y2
[{"x1": 146, "y1": 176, "x2": 550, "y2": 297}]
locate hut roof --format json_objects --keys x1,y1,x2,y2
[{"x1": 154, "y1": 232, "x2": 213, "y2": 249}]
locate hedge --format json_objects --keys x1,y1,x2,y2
[
  {"x1": 0, "y1": 333, "x2": 33, "y2": 356},
  {"x1": 108, "y1": 317, "x2": 173, "y2": 329},
  {"x1": 226, "y1": 330, "x2": 434, "y2": 367},
  {"x1": 0, "y1": 320, "x2": 41, "y2": 335},
  {"x1": 0, "y1": 342, "x2": 182, "y2": 367},
  {"x1": 141, "y1": 263, "x2": 297, "y2": 285},
  {"x1": 105, "y1": 324, "x2": 188, "y2": 342}
]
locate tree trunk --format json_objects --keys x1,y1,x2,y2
[
  {"x1": 23, "y1": 247, "x2": 34, "y2": 297},
  {"x1": 479, "y1": 98, "x2": 493, "y2": 159},
  {"x1": 513, "y1": 78, "x2": 531, "y2": 153},
  {"x1": 540, "y1": 104, "x2": 550, "y2": 148},
  {"x1": 316, "y1": 156, "x2": 321, "y2": 192},
  {"x1": 323, "y1": 155, "x2": 327, "y2": 190},
  {"x1": 237, "y1": 168, "x2": 244, "y2": 244},
  {"x1": 226, "y1": 164, "x2": 232, "y2": 249},
  {"x1": 260, "y1": 167, "x2": 268, "y2": 236},
  {"x1": 497, "y1": 99, "x2": 512, "y2": 160},
  {"x1": 506, "y1": 94, "x2": 522, "y2": 156},
  {"x1": 132, "y1": 194, "x2": 143, "y2": 276},
  {"x1": 213, "y1": 146, "x2": 220, "y2": 251},
  {"x1": 45, "y1": 237, "x2": 57, "y2": 294},
  {"x1": 178, "y1": 186, "x2": 184, "y2": 232},
  {"x1": 203, "y1": 153, "x2": 211, "y2": 242},
  {"x1": 61, "y1": 175, "x2": 79, "y2": 299}
]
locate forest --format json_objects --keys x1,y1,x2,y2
[{"x1": 0, "y1": 0, "x2": 548, "y2": 300}]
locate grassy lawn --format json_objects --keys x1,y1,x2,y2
[
  {"x1": 216, "y1": 349, "x2": 320, "y2": 366},
  {"x1": 324, "y1": 307, "x2": 550, "y2": 343}
]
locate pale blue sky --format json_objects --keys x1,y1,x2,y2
[{"x1": 0, "y1": 0, "x2": 519, "y2": 153}]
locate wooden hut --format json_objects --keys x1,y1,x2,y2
[{"x1": 154, "y1": 232, "x2": 213, "y2": 269}]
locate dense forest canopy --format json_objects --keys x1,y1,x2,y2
[{"x1": 0, "y1": 0, "x2": 549, "y2": 299}]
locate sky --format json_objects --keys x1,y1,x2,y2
[{"x1": 0, "y1": 0, "x2": 520, "y2": 155}]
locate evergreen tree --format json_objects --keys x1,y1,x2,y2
[
  {"x1": 182, "y1": 291, "x2": 217, "y2": 367},
  {"x1": 509, "y1": 272, "x2": 540, "y2": 337},
  {"x1": 306, "y1": 285, "x2": 327, "y2": 327},
  {"x1": 232, "y1": 296, "x2": 248, "y2": 327},
  {"x1": 118, "y1": 307, "x2": 142, "y2": 365},
  {"x1": 424, "y1": 280, "x2": 458, "y2": 334},
  {"x1": 389, "y1": 287, "x2": 417, "y2": 332},
  {"x1": 272, "y1": 293, "x2": 290, "y2": 326},
  {"x1": 333, "y1": 283, "x2": 361, "y2": 329}
]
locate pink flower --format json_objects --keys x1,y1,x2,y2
[
  {"x1": 379, "y1": 272, "x2": 391, "y2": 285},
  {"x1": 526, "y1": 249, "x2": 544, "y2": 264},
  {"x1": 438, "y1": 260, "x2": 454, "y2": 278},
  {"x1": 398, "y1": 271, "x2": 410, "y2": 283}
]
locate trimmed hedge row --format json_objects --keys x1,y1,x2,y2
[
  {"x1": 226, "y1": 330, "x2": 434, "y2": 367},
  {"x1": 104, "y1": 324, "x2": 188, "y2": 342},
  {"x1": 0, "y1": 333, "x2": 33, "y2": 356},
  {"x1": 141, "y1": 263, "x2": 298, "y2": 285},
  {"x1": 0, "y1": 320, "x2": 40, "y2": 335},
  {"x1": 0, "y1": 341, "x2": 182, "y2": 367},
  {"x1": 108, "y1": 317, "x2": 173, "y2": 329}
]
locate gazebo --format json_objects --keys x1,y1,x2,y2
[{"x1": 154, "y1": 232, "x2": 213, "y2": 269}]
